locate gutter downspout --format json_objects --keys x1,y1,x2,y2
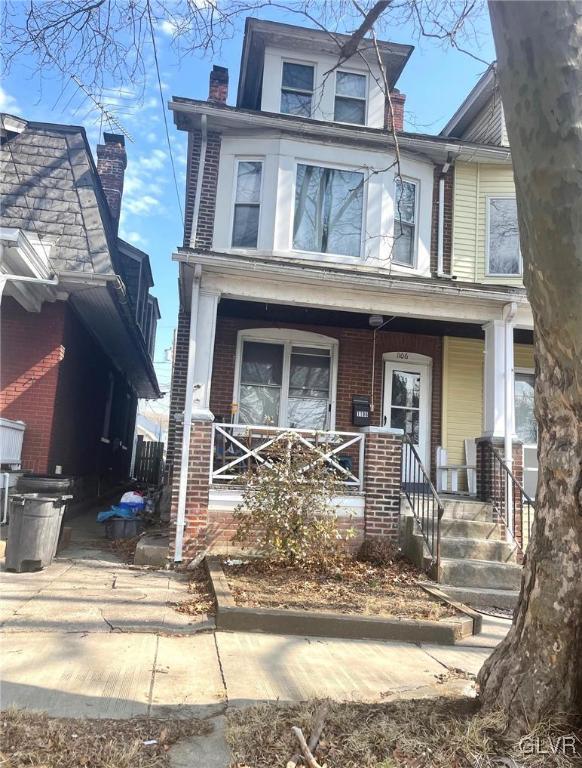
[
  {"x1": 503, "y1": 301, "x2": 518, "y2": 532},
  {"x1": 436, "y1": 156, "x2": 453, "y2": 277},
  {"x1": 189, "y1": 115, "x2": 208, "y2": 249},
  {"x1": 174, "y1": 263, "x2": 202, "y2": 562}
]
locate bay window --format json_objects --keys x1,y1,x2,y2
[
  {"x1": 237, "y1": 333, "x2": 336, "y2": 429},
  {"x1": 487, "y1": 197, "x2": 521, "y2": 275},
  {"x1": 293, "y1": 163, "x2": 364, "y2": 258},
  {"x1": 281, "y1": 62, "x2": 314, "y2": 117},
  {"x1": 334, "y1": 71, "x2": 367, "y2": 125},
  {"x1": 393, "y1": 177, "x2": 417, "y2": 266},
  {"x1": 232, "y1": 160, "x2": 262, "y2": 248}
]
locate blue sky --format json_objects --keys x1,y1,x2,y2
[{"x1": 1, "y1": 4, "x2": 495, "y2": 423}]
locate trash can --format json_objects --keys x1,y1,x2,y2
[
  {"x1": 17, "y1": 474, "x2": 73, "y2": 494},
  {"x1": 5, "y1": 493, "x2": 71, "y2": 572}
]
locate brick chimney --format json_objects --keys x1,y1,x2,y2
[
  {"x1": 208, "y1": 65, "x2": 228, "y2": 104},
  {"x1": 96, "y1": 132, "x2": 127, "y2": 232},
  {"x1": 385, "y1": 89, "x2": 406, "y2": 132}
]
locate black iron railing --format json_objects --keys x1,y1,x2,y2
[
  {"x1": 401, "y1": 435, "x2": 444, "y2": 578},
  {"x1": 488, "y1": 444, "x2": 535, "y2": 553}
]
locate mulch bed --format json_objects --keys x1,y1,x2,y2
[
  {"x1": 174, "y1": 565, "x2": 216, "y2": 617},
  {"x1": 0, "y1": 710, "x2": 211, "y2": 768},
  {"x1": 227, "y1": 698, "x2": 582, "y2": 768},
  {"x1": 223, "y1": 558, "x2": 460, "y2": 621}
]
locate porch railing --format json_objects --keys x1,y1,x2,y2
[
  {"x1": 487, "y1": 443, "x2": 535, "y2": 553},
  {"x1": 401, "y1": 435, "x2": 444, "y2": 577},
  {"x1": 211, "y1": 423, "x2": 365, "y2": 490}
]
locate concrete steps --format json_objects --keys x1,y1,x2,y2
[
  {"x1": 437, "y1": 584, "x2": 520, "y2": 611},
  {"x1": 441, "y1": 499, "x2": 492, "y2": 521},
  {"x1": 439, "y1": 558, "x2": 523, "y2": 590},
  {"x1": 440, "y1": 518, "x2": 504, "y2": 540},
  {"x1": 440, "y1": 536, "x2": 517, "y2": 563}
]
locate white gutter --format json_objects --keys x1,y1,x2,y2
[
  {"x1": 0, "y1": 273, "x2": 59, "y2": 303},
  {"x1": 503, "y1": 301, "x2": 518, "y2": 532},
  {"x1": 189, "y1": 115, "x2": 208, "y2": 249},
  {"x1": 437, "y1": 160, "x2": 452, "y2": 277},
  {"x1": 174, "y1": 263, "x2": 202, "y2": 562}
]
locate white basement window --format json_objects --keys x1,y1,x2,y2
[
  {"x1": 334, "y1": 71, "x2": 367, "y2": 124},
  {"x1": 293, "y1": 163, "x2": 364, "y2": 258},
  {"x1": 237, "y1": 336, "x2": 335, "y2": 430},
  {"x1": 281, "y1": 62, "x2": 314, "y2": 117},
  {"x1": 487, "y1": 197, "x2": 521, "y2": 275},
  {"x1": 393, "y1": 177, "x2": 418, "y2": 266},
  {"x1": 232, "y1": 160, "x2": 262, "y2": 248}
]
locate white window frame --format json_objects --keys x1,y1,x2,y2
[
  {"x1": 485, "y1": 194, "x2": 522, "y2": 277},
  {"x1": 514, "y1": 367, "x2": 536, "y2": 446},
  {"x1": 232, "y1": 328, "x2": 339, "y2": 429},
  {"x1": 333, "y1": 69, "x2": 368, "y2": 126},
  {"x1": 230, "y1": 157, "x2": 264, "y2": 250},
  {"x1": 392, "y1": 175, "x2": 420, "y2": 269},
  {"x1": 280, "y1": 60, "x2": 316, "y2": 118},
  {"x1": 290, "y1": 159, "x2": 367, "y2": 261}
]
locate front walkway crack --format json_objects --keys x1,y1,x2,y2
[{"x1": 212, "y1": 630, "x2": 229, "y2": 708}]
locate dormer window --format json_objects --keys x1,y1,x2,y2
[
  {"x1": 334, "y1": 71, "x2": 367, "y2": 124},
  {"x1": 281, "y1": 62, "x2": 314, "y2": 117}
]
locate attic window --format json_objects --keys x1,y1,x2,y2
[
  {"x1": 334, "y1": 71, "x2": 367, "y2": 125},
  {"x1": 281, "y1": 62, "x2": 314, "y2": 117}
]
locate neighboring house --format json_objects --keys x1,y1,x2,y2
[
  {"x1": 165, "y1": 19, "x2": 534, "y2": 570},
  {"x1": 0, "y1": 115, "x2": 161, "y2": 503}
]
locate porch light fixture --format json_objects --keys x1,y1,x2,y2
[{"x1": 369, "y1": 314, "x2": 384, "y2": 328}]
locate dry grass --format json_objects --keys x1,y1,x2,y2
[
  {"x1": 223, "y1": 558, "x2": 459, "y2": 621},
  {"x1": 174, "y1": 565, "x2": 216, "y2": 617},
  {"x1": 227, "y1": 698, "x2": 582, "y2": 768},
  {"x1": 110, "y1": 536, "x2": 141, "y2": 564},
  {"x1": 0, "y1": 709, "x2": 212, "y2": 767}
]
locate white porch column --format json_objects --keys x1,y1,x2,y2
[
  {"x1": 482, "y1": 319, "x2": 515, "y2": 440},
  {"x1": 191, "y1": 288, "x2": 220, "y2": 420}
]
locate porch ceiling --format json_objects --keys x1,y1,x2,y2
[{"x1": 218, "y1": 298, "x2": 534, "y2": 345}]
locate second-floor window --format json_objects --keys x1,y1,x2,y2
[
  {"x1": 334, "y1": 71, "x2": 367, "y2": 124},
  {"x1": 487, "y1": 197, "x2": 521, "y2": 275},
  {"x1": 232, "y1": 160, "x2": 262, "y2": 248},
  {"x1": 293, "y1": 163, "x2": 364, "y2": 258},
  {"x1": 393, "y1": 177, "x2": 417, "y2": 266},
  {"x1": 281, "y1": 62, "x2": 314, "y2": 117}
]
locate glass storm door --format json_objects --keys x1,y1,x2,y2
[{"x1": 383, "y1": 359, "x2": 431, "y2": 482}]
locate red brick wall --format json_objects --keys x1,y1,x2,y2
[
  {"x1": 385, "y1": 90, "x2": 406, "y2": 132},
  {"x1": 183, "y1": 130, "x2": 222, "y2": 250},
  {"x1": 209, "y1": 315, "x2": 442, "y2": 475},
  {"x1": 429, "y1": 167, "x2": 454, "y2": 275},
  {"x1": 165, "y1": 310, "x2": 191, "y2": 482},
  {"x1": 363, "y1": 430, "x2": 402, "y2": 539},
  {"x1": 0, "y1": 298, "x2": 66, "y2": 473}
]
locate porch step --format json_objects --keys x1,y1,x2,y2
[
  {"x1": 439, "y1": 518, "x2": 504, "y2": 540},
  {"x1": 439, "y1": 558, "x2": 523, "y2": 590},
  {"x1": 441, "y1": 499, "x2": 493, "y2": 522},
  {"x1": 440, "y1": 537, "x2": 517, "y2": 563},
  {"x1": 438, "y1": 584, "x2": 520, "y2": 611}
]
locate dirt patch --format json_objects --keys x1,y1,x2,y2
[
  {"x1": 227, "y1": 698, "x2": 582, "y2": 768},
  {"x1": 174, "y1": 565, "x2": 216, "y2": 617},
  {"x1": 223, "y1": 559, "x2": 460, "y2": 621},
  {"x1": 110, "y1": 536, "x2": 141, "y2": 564},
  {"x1": 0, "y1": 710, "x2": 211, "y2": 767}
]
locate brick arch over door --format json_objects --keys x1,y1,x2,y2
[{"x1": 209, "y1": 315, "x2": 443, "y2": 480}]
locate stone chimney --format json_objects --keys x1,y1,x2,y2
[
  {"x1": 385, "y1": 89, "x2": 406, "y2": 132},
  {"x1": 96, "y1": 132, "x2": 127, "y2": 232},
  {"x1": 208, "y1": 65, "x2": 228, "y2": 104}
]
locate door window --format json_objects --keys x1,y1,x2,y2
[{"x1": 389, "y1": 369, "x2": 421, "y2": 443}]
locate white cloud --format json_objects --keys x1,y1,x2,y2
[
  {"x1": 0, "y1": 85, "x2": 20, "y2": 115},
  {"x1": 146, "y1": 131, "x2": 159, "y2": 143},
  {"x1": 159, "y1": 19, "x2": 177, "y2": 36},
  {"x1": 138, "y1": 148, "x2": 167, "y2": 170},
  {"x1": 124, "y1": 194, "x2": 160, "y2": 216},
  {"x1": 120, "y1": 229, "x2": 149, "y2": 248}
]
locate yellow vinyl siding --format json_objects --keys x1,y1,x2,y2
[
  {"x1": 453, "y1": 161, "x2": 523, "y2": 287},
  {"x1": 442, "y1": 337, "x2": 484, "y2": 465},
  {"x1": 515, "y1": 344, "x2": 534, "y2": 370}
]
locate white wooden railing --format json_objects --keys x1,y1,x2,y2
[
  {"x1": 211, "y1": 423, "x2": 365, "y2": 490},
  {"x1": 436, "y1": 441, "x2": 477, "y2": 495}
]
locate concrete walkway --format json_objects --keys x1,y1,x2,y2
[{"x1": 0, "y1": 518, "x2": 511, "y2": 764}]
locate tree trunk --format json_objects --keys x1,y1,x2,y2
[{"x1": 477, "y1": 1, "x2": 582, "y2": 733}]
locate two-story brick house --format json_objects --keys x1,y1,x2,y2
[{"x1": 166, "y1": 20, "x2": 534, "y2": 595}]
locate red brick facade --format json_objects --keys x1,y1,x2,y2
[
  {"x1": 183, "y1": 130, "x2": 222, "y2": 250},
  {"x1": 430, "y1": 166, "x2": 454, "y2": 275},
  {"x1": 385, "y1": 89, "x2": 406, "y2": 132},
  {"x1": 209, "y1": 315, "x2": 442, "y2": 478},
  {"x1": 476, "y1": 436, "x2": 524, "y2": 545},
  {"x1": 166, "y1": 310, "x2": 191, "y2": 483},
  {"x1": 96, "y1": 133, "x2": 127, "y2": 232}
]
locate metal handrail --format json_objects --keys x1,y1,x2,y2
[
  {"x1": 401, "y1": 435, "x2": 445, "y2": 578},
  {"x1": 488, "y1": 444, "x2": 535, "y2": 553}
]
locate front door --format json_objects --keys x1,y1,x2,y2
[{"x1": 383, "y1": 355, "x2": 431, "y2": 481}]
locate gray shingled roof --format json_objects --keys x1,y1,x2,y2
[{"x1": 1, "y1": 121, "x2": 113, "y2": 274}]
